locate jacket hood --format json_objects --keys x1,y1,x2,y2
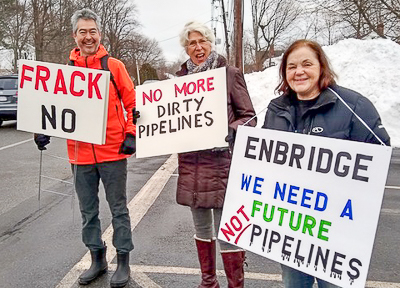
[{"x1": 69, "y1": 44, "x2": 108, "y2": 62}]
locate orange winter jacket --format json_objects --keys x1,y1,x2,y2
[{"x1": 67, "y1": 45, "x2": 136, "y2": 164}]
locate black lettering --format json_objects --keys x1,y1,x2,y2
[
  {"x1": 157, "y1": 105, "x2": 165, "y2": 118},
  {"x1": 172, "y1": 102, "x2": 180, "y2": 115},
  {"x1": 194, "y1": 97, "x2": 204, "y2": 111},
  {"x1": 182, "y1": 99, "x2": 192, "y2": 112},
  {"x1": 138, "y1": 125, "x2": 145, "y2": 138},
  {"x1": 259, "y1": 139, "x2": 274, "y2": 161},
  {"x1": 347, "y1": 258, "x2": 362, "y2": 280},
  {"x1": 294, "y1": 239, "x2": 305, "y2": 263},
  {"x1": 182, "y1": 115, "x2": 191, "y2": 129},
  {"x1": 307, "y1": 244, "x2": 315, "y2": 266},
  {"x1": 273, "y1": 141, "x2": 288, "y2": 165},
  {"x1": 268, "y1": 230, "x2": 281, "y2": 251},
  {"x1": 151, "y1": 123, "x2": 158, "y2": 136},
  {"x1": 61, "y1": 109, "x2": 75, "y2": 133},
  {"x1": 245, "y1": 137, "x2": 259, "y2": 160},
  {"x1": 307, "y1": 146, "x2": 316, "y2": 170},
  {"x1": 352, "y1": 154, "x2": 372, "y2": 182},
  {"x1": 204, "y1": 111, "x2": 213, "y2": 126},
  {"x1": 315, "y1": 247, "x2": 330, "y2": 270},
  {"x1": 41, "y1": 105, "x2": 56, "y2": 130},
  {"x1": 194, "y1": 113, "x2": 202, "y2": 128},
  {"x1": 168, "y1": 119, "x2": 177, "y2": 133},
  {"x1": 282, "y1": 235, "x2": 294, "y2": 258},
  {"x1": 289, "y1": 143, "x2": 305, "y2": 168},
  {"x1": 262, "y1": 228, "x2": 269, "y2": 252},
  {"x1": 334, "y1": 152, "x2": 351, "y2": 177},
  {"x1": 159, "y1": 120, "x2": 166, "y2": 134},
  {"x1": 250, "y1": 224, "x2": 262, "y2": 246},
  {"x1": 331, "y1": 252, "x2": 345, "y2": 276},
  {"x1": 316, "y1": 148, "x2": 333, "y2": 173}
]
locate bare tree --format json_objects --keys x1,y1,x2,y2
[
  {"x1": 122, "y1": 32, "x2": 165, "y2": 84},
  {"x1": 249, "y1": 0, "x2": 302, "y2": 71},
  {"x1": 0, "y1": 0, "x2": 33, "y2": 72},
  {"x1": 312, "y1": 0, "x2": 400, "y2": 42}
]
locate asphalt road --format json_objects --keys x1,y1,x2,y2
[{"x1": 1, "y1": 120, "x2": 400, "y2": 288}]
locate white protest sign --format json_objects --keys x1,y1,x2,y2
[
  {"x1": 17, "y1": 59, "x2": 110, "y2": 145},
  {"x1": 135, "y1": 67, "x2": 228, "y2": 158},
  {"x1": 218, "y1": 126, "x2": 392, "y2": 288}
]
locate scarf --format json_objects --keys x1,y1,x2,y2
[{"x1": 186, "y1": 50, "x2": 220, "y2": 74}]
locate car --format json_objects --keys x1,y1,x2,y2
[{"x1": 0, "y1": 74, "x2": 18, "y2": 126}]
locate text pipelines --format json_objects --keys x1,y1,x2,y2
[{"x1": 138, "y1": 76, "x2": 217, "y2": 138}]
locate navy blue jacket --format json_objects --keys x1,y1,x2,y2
[{"x1": 262, "y1": 85, "x2": 390, "y2": 146}]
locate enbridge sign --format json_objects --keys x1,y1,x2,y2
[
  {"x1": 218, "y1": 126, "x2": 392, "y2": 288},
  {"x1": 17, "y1": 59, "x2": 110, "y2": 145},
  {"x1": 135, "y1": 67, "x2": 228, "y2": 158}
]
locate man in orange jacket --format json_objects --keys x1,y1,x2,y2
[{"x1": 34, "y1": 8, "x2": 136, "y2": 288}]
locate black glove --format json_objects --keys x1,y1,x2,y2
[
  {"x1": 119, "y1": 133, "x2": 136, "y2": 155},
  {"x1": 225, "y1": 127, "x2": 236, "y2": 151},
  {"x1": 34, "y1": 134, "x2": 51, "y2": 151},
  {"x1": 132, "y1": 108, "x2": 140, "y2": 125}
]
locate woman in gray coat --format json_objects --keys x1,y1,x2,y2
[{"x1": 176, "y1": 21, "x2": 256, "y2": 288}]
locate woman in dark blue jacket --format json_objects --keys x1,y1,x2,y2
[{"x1": 262, "y1": 39, "x2": 390, "y2": 287}]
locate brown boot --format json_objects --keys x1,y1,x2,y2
[
  {"x1": 195, "y1": 235, "x2": 220, "y2": 288},
  {"x1": 221, "y1": 250, "x2": 245, "y2": 288}
]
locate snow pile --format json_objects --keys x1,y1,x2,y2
[{"x1": 245, "y1": 38, "x2": 400, "y2": 146}]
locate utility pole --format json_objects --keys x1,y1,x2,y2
[
  {"x1": 220, "y1": 0, "x2": 230, "y2": 62},
  {"x1": 233, "y1": 0, "x2": 243, "y2": 70},
  {"x1": 136, "y1": 59, "x2": 141, "y2": 85},
  {"x1": 211, "y1": 0, "x2": 217, "y2": 37}
]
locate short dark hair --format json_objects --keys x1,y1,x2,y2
[
  {"x1": 276, "y1": 39, "x2": 336, "y2": 95},
  {"x1": 71, "y1": 8, "x2": 101, "y2": 34}
]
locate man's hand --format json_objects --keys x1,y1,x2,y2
[
  {"x1": 132, "y1": 108, "x2": 140, "y2": 125},
  {"x1": 119, "y1": 133, "x2": 136, "y2": 155},
  {"x1": 34, "y1": 134, "x2": 51, "y2": 151}
]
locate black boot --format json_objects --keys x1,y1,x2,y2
[
  {"x1": 79, "y1": 246, "x2": 108, "y2": 285},
  {"x1": 110, "y1": 253, "x2": 130, "y2": 288}
]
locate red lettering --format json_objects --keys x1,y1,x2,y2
[
  {"x1": 35, "y1": 65, "x2": 50, "y2": 92},
  {"x1": 175, "y1": 83, "x2": 187, "y2": 97},
  {"x1": 207, "y1": 77, "x2": 214, "y2": 91},
  {"x1": 20, "y1": 64, "x2": 34, "y2": 88},
  {"x1": 70, "y1": 71, "x2": 85, "y2": 97},
  {"x1": 153, "y1": 89, "x2": 162, "y2": 101},
  {"x1": 237, "y1": 205, "x2": 250, "y2": 221},
  {"x1": 88, "y1": 73, "x2": 102, "y2": 99},
  {"x1": 54, "y1": 69, "x2": 67, "y2": 94},
  {"x1": 187, "y1": 82, "x2": 196, "y2": 94},
  {"x1": 197, "y1": 78, "x2": 205, "y2": 93},
  {"x1": 142, "y1": 91, "x2": 152, "y2": 105},
  {"x1": 142, "y1": 89, "x2": 162, "y2": 105},
  {"x1": 230, "y1": 216, "x2": 242, "y2": 231},
  {"x1": 221, "y1": 223, "x2": 235, "y2": 241}
]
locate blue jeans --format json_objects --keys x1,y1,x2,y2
[
  {"x1": 72, "y1": 159, "x2": 134, "y2": 253},
  {"x1": 281, "y1": 265, "x2": 341, "y2": 288},
  {"x1": 191, "y1": 207, "x2": 237, "y2": 251}
]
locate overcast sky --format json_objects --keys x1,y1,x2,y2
[{"x1": 135, "y1": 0, "x2": 252, "y2": 63}]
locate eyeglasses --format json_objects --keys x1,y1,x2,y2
[{"x1": 187, "y1": 38, "x2": 210, "y2": 48}]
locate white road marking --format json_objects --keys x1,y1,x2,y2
[
  {"x1": 55, "y1": 154, "x2": 178, "y2": 288},
  {"x1": 66, "y1": 264, "x2": 398, "y2": 288},
  {"x1": 55, "y1": 152, "x2": 400, "y2": 287},
  {"x1": 0, "y1": 138, "x2": 32, "y2": 151}
]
